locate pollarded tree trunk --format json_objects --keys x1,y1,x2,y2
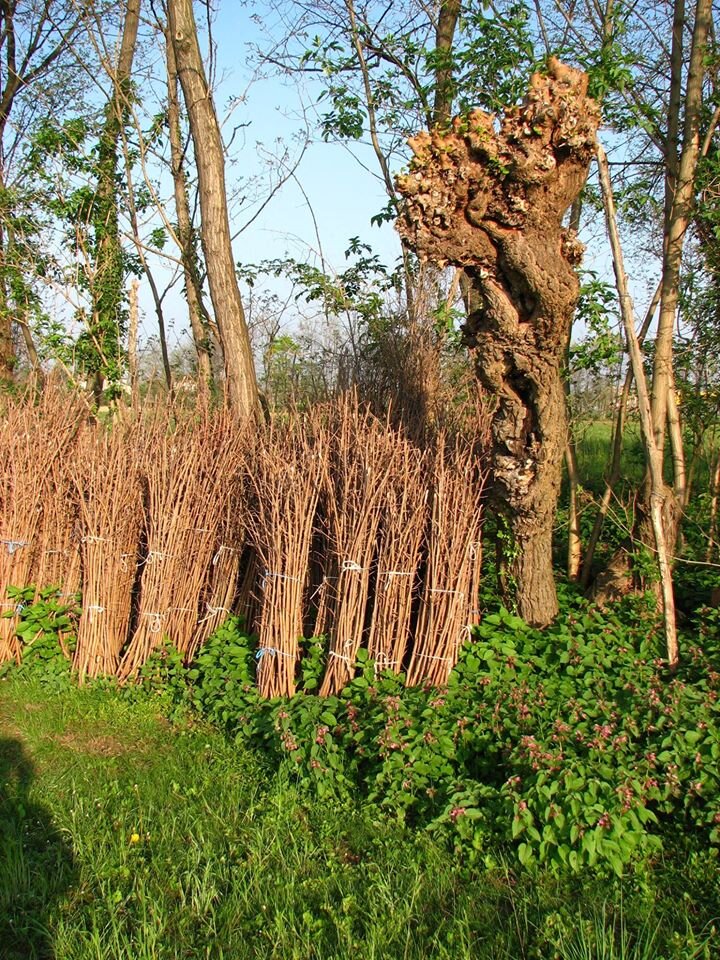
[{"x1": 397, "y1": 59, "x2": 599, "y2": 625}]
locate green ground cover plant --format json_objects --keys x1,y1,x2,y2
[
  {"x1": 0, "y1": 672, "x2": 718, "y2": 960},
  {"x1": 2, "y1": 581, "x2": 719, "y2": 957}
]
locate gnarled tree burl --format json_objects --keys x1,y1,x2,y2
[{"x1": 397, "y1": 60, "x2": 599, "y2": 625}]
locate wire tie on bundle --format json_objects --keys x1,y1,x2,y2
[
  {"x1": 212, "y1": 544, "x2": 239, "y2": 565},
  {"x1": 341, "y1": 560, "x2": 364, "y2": 573},
  {"x1": 415, "y1": 652, "x2": 453, "y2": 662},
  {"x1": 120, "y1": 554, "x2": 133, "y2": 573},
  {"x1": 309, "y1": 575, "x2": 336, "y2": 603},
  {"x1": 255, "y1": 646, "x2": 294, "y2": 661},
  {"x1": 86, "y1": 604, "x2": 105, "y2": 622},
  {"x1": 261, "y1": 570, "x2": 301, "y2": 591},
  {"x1": 379, "y1": 570, "x2": 414, "y2": 591},
  {"x1": 81, "y1": 535, "x2": 108, "y2": 544},
  {"x1": 429, "y1": 587, "x2": 463, "y2": 596},
  {"x1": 374, "y1": 654, "x2": 399, "y2": 670},
  {"x1": 197, "y1": 604, "x2": 231, "y2": 625},
  {"x1": 145, "y1": 551, "x2": 170, "y2": 564},
  {"x1": 1, "y1": 538, "x2": 28, "y2": 555},
  {"x1": 142, "y1": 611, "x2": 164, "y2": 634},
  {"x1": 0, "y1": 600, "x2": 23, "y2": 614},
  {"x1": 328, "y1": 650, "x2": 354, "y2": 665}
]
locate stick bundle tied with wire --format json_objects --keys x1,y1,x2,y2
[
  {"x1": 0, "y1": 386, "x2": 83, "y2": 663},
  {"x1": 317, "y1": 394, "x2": 394, "y2": 696},
  {"x1": 72, "y1": 421, "x2": 143, "y2": 681},
  {"x1": 247, "y1": 413, "x2": 323, "y2": 698},
  {"x1": 119, "y1": 405, "x2": 245, "y2": 679},
  {"x1": 367, "y1": 429, "x2": 428, "y2": 676},
  {"x1": 406, "y1": 435, "x2": 485, "y2": 687}
]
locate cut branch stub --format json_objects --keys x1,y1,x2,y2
[
  {"x1": 397, "y1": 58, "x2": 599, "y2": 281},
  {"x1": 397, "y1": 60, "x2": 600, "y2": 626}
]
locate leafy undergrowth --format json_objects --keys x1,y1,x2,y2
[
  {"x1": 2, "y1": 586, "x2": 720, "y2": 957},
  {"x1": 181, "y1": 590, "x2": 720, "y2": 878},
  {"x1": 0, "y1": 677, "x2": 717, "y2": 960}
]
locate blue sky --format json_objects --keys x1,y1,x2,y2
[{"x1": 211, "y1": 2, "x2": 402, "y2": 273}]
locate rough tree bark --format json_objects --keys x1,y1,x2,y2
[
  {"x1": 397, "y1": 59, "x2": 599, "y2": 625},
  {"x1": 167, "y1": 0, "x2": 259, "y2": 419},
  {"x1": 164, "y1": 23, "x2": 214, "y2": 395}
]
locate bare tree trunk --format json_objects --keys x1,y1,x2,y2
[
  {"x1": 432, "y1": 0, "x2": 461, "y2": 126},
  {"x1": 167, "y1": 0, "x2": 259, "y2": 418},
  {"x1": 651, "y1": 0, "x2": 710, "y2": 457},
  {"x1": 164, "y1": 23, "x2": 213, "y2": 395},
  {"x1": 706, "y1": 450, "x2": 720, "y2": 562},
  {"x1": 128, "y1": 277, "x2": 139, "y2": 406},
  {"x1": 120, "y1": 135, "x2": 174, "y2": 397},
  {"x1": 566, "y1": 441, "x2": 582, "y2": 580},
  {"x1": 598, "y1": 144, "x2": 678, "y2": 667},
  {"x1": 580, "y1": 281, "x2": 661, "y2": 589},
  {"x1": 397, "y1": 61, "x2": 600, "y2": 625},
  {"x1": 667, "y1": 372, "x2": 686, "y2": 508},
  {"x1": 0, "y1": 225, "x2": 13, "y2": 384}
]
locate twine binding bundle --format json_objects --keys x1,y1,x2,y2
[
  {"x1": 367, "y1": 431, "x2": 428, "y2": 675},
  {"x1": 406, "y1": 436, "x2": 485, "y2": 686},
  {"x1": 247, "y1": 415, "x2": 323, "y2": 697},
  {"x1": 119, "y1": 406, "x2": 245, "y2": 678},
  {"x1": 72, "y1": 422, "x2": 143, "y2": 680},
  {"x1": 0, "y1": 385, "x2": 83, "y2": 663},
  {"x1": 318, "y1": 395, "x2": 393, "y2": 696}
]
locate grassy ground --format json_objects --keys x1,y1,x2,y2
[{"x1": 1, "y1": 676, "x2": 718, "y2": 960}]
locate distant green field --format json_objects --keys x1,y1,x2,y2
[{"x1": 571, "y1": 419, "x2": 645, "y2": 494}]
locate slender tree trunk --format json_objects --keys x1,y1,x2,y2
[
  {"x1": 119, "y1": 134, "x2": 174, "y2": 398},
  {"x1": 432, "y1": 0, "x2": 461, "y2": 126},
  {"x1": 706, "y1": 450, "x2": 720, "y2": 562},
  {"x1": 598, "y1": 144, "x2": 678, "y2": 667},
  {"x1": 580, "y1": 281, "x2": 661, "y2": 588},
  {"x1": 565, "y1": 195, "x2": 584, "y2": 580},
  {"x1": 128, "y1": 277, "x2": 139, "y2": 405},
  {"x1": 566, "y1": 441, "x2": 582, "y2": 580},
  {"x1": 90, "y1": 0, "x2": 141, "y2": 400},
  {"x1": 167, "y1": 0, "x2": 259, "y2": 419},
  {"x1": 651, "y1": 0, "x2": 711, "y2": 455},
  {"x1": 0, "y1": 229, "x2": 13, "y2": 385},
  {"x1": 164, "y1": 23, "x2": 213, "y2": 395}
]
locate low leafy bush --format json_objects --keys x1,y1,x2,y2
[
  {"x1": 4, "y1": 584, "x2": 719, "y2": 879},
  {"x1": 0, "y1": 586, "x2": 80, "y2": 689},
  {"x1": 179, "y1": 589, "x2": 720, "y2": 877}
]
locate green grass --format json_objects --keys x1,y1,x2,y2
[
  {"x1": 1, "y1": 676, "x2": 717, "y2": 960},
  {"x1": 571, "y1": 420, "x2": 646, "y2": 496}
]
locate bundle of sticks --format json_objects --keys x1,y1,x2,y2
[
  {"x1": 247, "y1": 414, "x2": 323, "y2": 697},
  {"x1": 72, "y1": 420, "x2": 143, "y2": 680},
  {"x1": 118, "y1": 406, "x2": 245, "y2": 679},
  {"x1": 318, "y1": 395, "x2": 394, "y2": 696},
  {"x1": 0, "y1": 385, "x2": 83, "y2": 663},
  {"x1": 367, "y1": 429, "x2": 428, "y2": 675},
  {"x1": 406, "y1": 436, "x2": 485, "y2": 687}
]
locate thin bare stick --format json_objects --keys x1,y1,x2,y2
[{"x1": 598, "y1": 143, "x2": 678, "y2": 667}]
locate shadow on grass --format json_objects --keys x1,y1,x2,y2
[{"x1": 0, "y1": 737, "x2": 76, "y2": 960}]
